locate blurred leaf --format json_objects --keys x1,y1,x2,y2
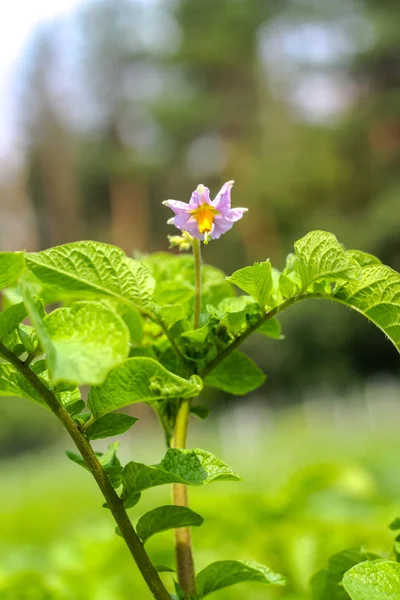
[
  {"x1": 310, "y1": 548, "x2": 381, "y2": 600},
  {"x1": 228, "y1": 261, "x2": 273, "y2": 307},
  {"x1": 155, "y1": 565, "x2": 175, "y2": 573},
  {"x1": 343, "y1": 560, "x2": 400, "y2": 600},
  {"x1": 190, "y1": 404, "x2": 210, "y2": 420},
  {"x1": 88, "y1": 357, "x2": 202, "y2": 417},
  {"x1": 136, "y1": 505, "x2": 203, "y2": 543},
  {"x1": 122, "y1": 448, "x2": 240, "y2": 498},
  {"x1": 293, "y1": 231, "x2": 362, "y2": 291},
  {"x1": 84, "y1": 413, "x2": 138, "y2": 440},
  {"x1": 204, "y1": 351, "x2": 266, "y2": 395},
  {"x1": 25, "y1": 242, "x2": 155, "y2": 309},
  {"x1": 195, "y1": 560, "x2": 286, "y2": 597},
  {"x1": 0, "y1": 252, "x2": 25, "y2": 290}
]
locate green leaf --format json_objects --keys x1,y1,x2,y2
[
  {"x1": 20, "y1": 278, "x2": 130, "y2": 386},
  {"x1": 228, "y1": 261, "x2": 273, "y2": 307},
  {"x1": 0, "y1": 364, "x2": 43, "y2": 406},
  {"x1": 0, "y1": 302, "x2": 27, "y2": 338},
  {"x1": 310, "y1": 548, "x2": 382, "y2": 600},
  {"x1": 88, "y1": 357, "x2": 202, "y2": 418},
  {"x1": 25, "y1": 241, "x2": 155, "y2": 309},
  {"x1": 204, "y1": 351, "x2": 266, "y2": 395},
  {"x1": 67, "y1": 442, "x2": 122, "y2": 488},
  {"x1": 343, "y1": 560, "x2": 400, "y2": 600},
  {"x1": 155, "y1": 565, "x2": 175, "y2": 573},
  {"x1": 195, "y1": 560, "x2": 286, "y2": 597},
  {"x1": 122, "y1": 448, "x2": 240, "y2": 498},
  {"x1": 293, "y1": 231, "x2": 362, "y2": 290},
  {"x1": 347, "y1": 250, "x2": 382, "y2": 268},
  {"x1": 190, "y1": 404, "x2": 210, "y2": 420},
  {"x1": 334, "y1": 265, "x2": 400, "y2": 352},
  {"x1": 0, "y1": 252, "x2": 25, "y2": 289},
  {"x1": 136, "y1": 505, "x2": 203, "y2": 543},
  {"x1": 84, "y1": 413, "x2": 138, "y2": 440},
  {"x1": 258, "y1": 317, "x2": 283, "y2": 340}
]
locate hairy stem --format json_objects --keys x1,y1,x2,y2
[
  {"x1": 192, "y1": 238, "x2": 202, "y2": 330},
  {"x1": 170, "y1": 238, "x2": 203, "y2": 596},
  {"x1": 0, "y1": 341, "x2": 171, "y2": 600},
  {"x1": 172, "y1": 398, "x2": 195, "y2": 596}
]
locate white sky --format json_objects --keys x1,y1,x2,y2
[{"x1": 0, "y1": 0, "x2": 84, "y2": 157}]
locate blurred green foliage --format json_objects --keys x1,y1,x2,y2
[{"x1": 1, "y1": 398, "x2": 400, "y2": 599}]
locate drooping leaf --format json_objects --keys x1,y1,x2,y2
[
  {"x1": 84, "y1": 413, "x2": 138, "y2": 440},
  {"x1": 228, "y1": 261, "x2": 273, "y2": 307},
  {"x1": 0, "y1": 252, "x2": 25, "y2": 290},
  {"x1": 25, "y1": 241, "x2": 155, "y2": 309},
  {"x1": 0, "y1": 302, "x2": 27, "y2": 338},
  {"x1": 310, "y1": 548, "x2": 382, "y2": 600},
  {"x1": 121, "y1": 448, "x2": 240, "y2": 501},
  {"x1": 190, "y1": 404, "x2": 210, "y2": 420},
  {"x1": 343, "y1": 560, "x2": 400, "y2": 600},
  {"x1": 88, "y1": 357, "x2": 202, "y2": 417},
  {"x1": 195, "y1": 560, "x2": 286, "y2": 597},
  {"x1": 136, "y1": 505, "x2": 203, "y2": 543},
  {"x1": 20, "y1": 278, "x2": 130, "y2": 386},
  {"x1": 334, "y1": 265, "x2": 400, "y2": 353},
  {"x1": 293, "y1": 231, "x2": 362, "y2": 290},
  {"x1": 258, "y1": 317, "x2": 283, "y2": 339},
  {"x1": 0, "y1": 364, "x2": 43, "y2": 406},
  {"x1": 204, "y1": 351, "x2": 266, "y2": 395},
  {"x1": 155, "y1": 565, "x2": 175, "y2": 573}
]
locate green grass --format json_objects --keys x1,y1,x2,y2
[{"x1": 1, "y1": 395, "x2": 400, "y2": 599}]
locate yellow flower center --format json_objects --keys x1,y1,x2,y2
[{"x1": 191, "y1": 204, "x2": 219, "y2": 234}]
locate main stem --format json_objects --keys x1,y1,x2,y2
[
  {"x1": 0, "y1": 342, "x2": 171, "y2": 600},
  {"x1": 171, "y1": 238, "x2": 202, "y2": 596}
]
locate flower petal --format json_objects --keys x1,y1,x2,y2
[
  {"x1": 163, "y1": 199, "x2": 190, "y2": 214},
  {"x1": 213, "y1": 180, "x2": 234, "y2": 211},
  {"x1": 188, "y1": 184, "x2": 212, "y2": 209}
]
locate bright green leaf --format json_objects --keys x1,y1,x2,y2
[
  {"x1": 0, "y1": 364, "x2": 43, "y2": 406},
  {"x1": 25, "y1": 241, "x2": 155, "y2": 309},
  {"x1": 347, "y1": 250, "x2": 382, "y2": 268},
  {"x1": 294, "y1": 231, "x2": 362, "y2": 290},
  {"x1": 195, "y1": 560, "x2": 286, "y2": 597},
  {"x1": 228, "y1": 261, "x2": 273, "y2": 307},
  {"x1": 204, "y1": 351, "x2": 266, "y2": 395},
  {"x1": 20, "y1": 278, "x2": 130, "y2": 386},
  {"x1": 136, "y1": 505, "x2": 203, "y2": 543},
  {"x1": 0, "y1": 252, "x2": 25, "y2": 290},
  {"x1": 334, "y1": 265, "x2": 400, "y2": 352},
  {"x1": 343, "y1": 560, "x2": 400, "y2": 600},
  {"x1": 88, "y1": 357, "x2": 202, "y2": 417},
  {"x1": 84, "y1": 413, "x2": 138, "y2": 440},
  {"x1": 258, "y1": 317, "x2": 283, "y2": 340},
  {"x1": 310, "y1": 548, "x2": 382, "y2": 600},
  {"x1": 122, "y1": 448, "x2": 240, "y2": 498},
  {"x1": 0, "y1": 303, "x2": 27, "y2": 338}
]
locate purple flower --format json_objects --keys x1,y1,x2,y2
[{"x1": 163, "y1": 181, "x2": 248, "y2": 242}]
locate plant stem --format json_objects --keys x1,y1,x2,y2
[
  {"x1": 170, "y1": 238, "x2": 202, "y2": 596},
  {"x1": 0, "y1": 341, "x2": 171, "y2": 600},
  {"x1": 172, "y1": 398, "x2": 195, "y2": 596},
  {"x1": 192, "y1": 238, "x2": 202, "y2": 330}
]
